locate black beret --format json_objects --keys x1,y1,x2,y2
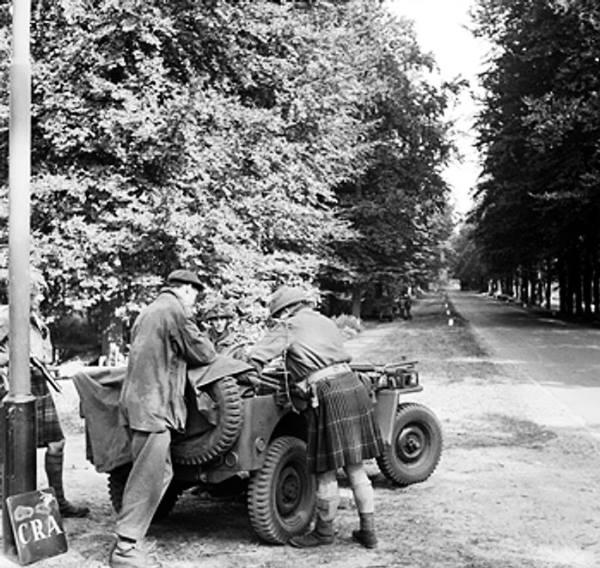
[{"x1": 166, "y1": 269, "x2": 203, "y2": 290}]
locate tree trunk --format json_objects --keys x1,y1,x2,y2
[
  {"x1": 593, "y1": 256, "x2": 600, "y2": 319},
  {"x1": 573, "y1": 251, "x2": 583, "y2": 318},
  {"x1": 351, "y1": 284, "x2": 363, "y2": 319},
  {"x1": 520, "y1": 269, "x2": 528, "y2": 304},
  {"x1": 544, "y1": 260, "x2": 552, "y2": 311},
  {"x1": 558, "y1": 257, "x2": 569, "y2": 315},
  {"x1": 583, "y1": 249, "x2": 593, "y2": 317}
]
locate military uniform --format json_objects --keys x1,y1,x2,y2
[
  {"x1": 0, "y1": 306, "x2": 63, "y2": 447},
  {"x1": 0, "y1": 302, "x2": 89, "y2": 518},
  {"x1": 249, "y1": 305, "x2": 382, "y2": 473},
  {"x1": 249, "y1": 286, "x2": 382, "y2": 549}
]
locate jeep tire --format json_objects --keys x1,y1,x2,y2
[
  {"x1": 247, "y1": 436, "x2": 316, "y2": 544},
  {"x1": 171, "y1": 375, "x2": 243, "y2": 465},
  {"x1": 377, "y1": 402, "x2": 442, "y2": 486}
]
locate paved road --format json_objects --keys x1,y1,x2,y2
[{"x1": 448, "y1": 291, "x2": 600, "y2": 439}]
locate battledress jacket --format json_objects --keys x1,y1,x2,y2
[
  {"x1": 248, "y1": 307, "x2": 351, "y2": 380},
  {"x1": 119, "y1": 288, "x2": 216, "y2": 433}
]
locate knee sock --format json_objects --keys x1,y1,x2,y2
[
  {"x1": 316, "y1": 471, "x2": 340, "y2": 523},
  {"x1": 45, "y1": 450, "x2": 67, "y2": 505},
  {"x1": 346, "y1": 463, "x2": 375, "y2": 514}
]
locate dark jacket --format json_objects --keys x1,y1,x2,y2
[{"x1": 119, "y1": 288, "x2": 216, "y2": 433}]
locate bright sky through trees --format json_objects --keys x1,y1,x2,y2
[{"x1": 384, "y1": 0, "x2": 489, "y2": 217}]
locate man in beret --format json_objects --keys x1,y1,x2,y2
[{"x1": 110, "y1": 270, "x2": 216, "y2": 568}]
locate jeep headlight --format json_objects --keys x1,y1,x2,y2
[{"x1": 403, "y1": 371, "x2": 419, "y2": 387}]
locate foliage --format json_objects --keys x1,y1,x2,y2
[
  {"x1": 448, "y1": 222, "x2": 488, "y2": 290},
  {"x1": 471, "y1": 0, "x2": 600, "y2": 315},
  {"x1": 0, "y1": 0, "x2": 455, "y2": 347},
  {"x1": 323, "y1": 5, "x2": 455, "y2": 302}
]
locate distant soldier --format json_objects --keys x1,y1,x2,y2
[
  {"x1": 0, "y1": 270, "x2": 89, "y2": 517},
  {"x1": 398, "y1": 286, "x2": 412, "y2": 320}
]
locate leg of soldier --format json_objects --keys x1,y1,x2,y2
[
  {"x1": 289, "y1": 469, "x2": 338, "y2": 548},
  {"x1": 110, "y1": 430, "x2": 171, "y2": 568},
  {"x1": 346, "y1": 462, "x2": 377, "y2": 548},
  {"x1": 45, "y1": 439, "x2": 90, "y2": 517}
]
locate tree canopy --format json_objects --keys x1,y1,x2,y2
[
  {"x1": 0, "y1": 0, "x2": 454, "y2": 347},
  {"x1": 465, "y1": 0, "x2": 600, "y2": 315}
]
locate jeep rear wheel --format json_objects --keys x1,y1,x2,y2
[
  {"x1": 377, "y1": 402, "x2": 442, "y2": 486},
  {"x1": 247, "y1": 436, "x2": 316, "y2": 544},
  {"x1": 171, "y1": 375, "x2": 243, "y2": 465}
]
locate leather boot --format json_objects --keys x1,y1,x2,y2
[
  {"x1": 352, "y1": 512, "x2": 377, "y2": 549},
  {"x1": 289, "y1": 516, "x2": 335, "y2": 548},
  {"x1": 45, "y1": 451, "x2": 90, "y2": 518},
  {"x1": 109, "y1": 539, "x2": 162, "y2": 568}
]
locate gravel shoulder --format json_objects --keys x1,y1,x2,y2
[{"x1": 3, "y1": 293, "x2": 599, "y2": 568}]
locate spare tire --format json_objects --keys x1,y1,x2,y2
[{"x1": 171, "y1": 375, "x2": 243, "y2": 465}]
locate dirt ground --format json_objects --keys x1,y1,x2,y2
[{"x1": 2, "y1": 293, "x2": 599, "y2": 568}]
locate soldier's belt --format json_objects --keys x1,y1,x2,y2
[
  {"x1": 295, "y1": 362, "x2": 352, "y2": 409},
  {"x1": 306, "y1": 362, "x2": 352, "y2": 386}
]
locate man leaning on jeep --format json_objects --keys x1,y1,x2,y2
[{"x1": 109, "y1": 270, "x2": 216, "y2": 568}]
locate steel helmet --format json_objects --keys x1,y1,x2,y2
[
  {"x1": 204, "y1": 303, "x2": 235, "y2": 320},
  {"x1": 268, "y1": 286, "x2": 308, "y2": 318}
]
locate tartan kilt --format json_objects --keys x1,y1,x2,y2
[
  {"x1": 31, "y1": 370, "x2": 64, "y2": 447},
  {"x1": 306, "y1": 371, "x2": 383, "y2": 473}
]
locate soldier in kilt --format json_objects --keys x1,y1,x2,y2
[
  {"x1": 249, "y1": 286, "x2": 383, "y2": 549},
  {"x1": 0, "y1": 271, "x2": 89, "y2": 517}
]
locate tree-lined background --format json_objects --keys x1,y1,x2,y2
[
  {"x1": 453, "y1": 0, "x2": 600, "y2": 320},
  {"x1": 0, "y1": 0, "x2": 455, "y2": 358}
]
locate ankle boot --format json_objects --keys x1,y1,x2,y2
[
  {"x1": 352, "y1": 512, "x2": 377, "y2": 549},
  {"x1": 289, "y1": 516, "x2": 335, "y2": 548},
  {"x1": 45, "y1": 451, "x2": 90, "y2": 518}
]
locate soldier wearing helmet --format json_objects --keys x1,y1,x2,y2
[
  {"x1": 202, "y1": 302, "x2": 237, "y2": 354},
  {"x1": 248, "y1": 285, "x2": 383, "y2": 550},
  {"x1": 0, "y1": 269, "x2": 89, "y2": 518}
]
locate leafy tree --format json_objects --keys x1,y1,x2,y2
[
  {"x1": 472, "y1": 0, "x2": 600, "y2": 315},
  {"x1": 321, "y1": 5, "x2": 456, "y2": 314},
  {"x1": 0, "y1": 0, "x2": 457, "y2": 354}
]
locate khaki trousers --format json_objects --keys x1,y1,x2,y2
[{"x1": 116, "y1": 430, "x2": 173, "y2": 542}]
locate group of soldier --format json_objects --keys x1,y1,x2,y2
[{"x1": 1, "y1": 269, "x2": 384, "y2": 568}]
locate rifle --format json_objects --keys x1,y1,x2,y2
[{"x1": 30, "y1": 356, "x2": 62, "y2": 393}]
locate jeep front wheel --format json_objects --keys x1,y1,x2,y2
[
  {"x1": 377, "y1": 402, "x2": 442, "y2": 486},
  {"x1": 247, "y1": 436, "x2": 316, "y2": 544}
]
